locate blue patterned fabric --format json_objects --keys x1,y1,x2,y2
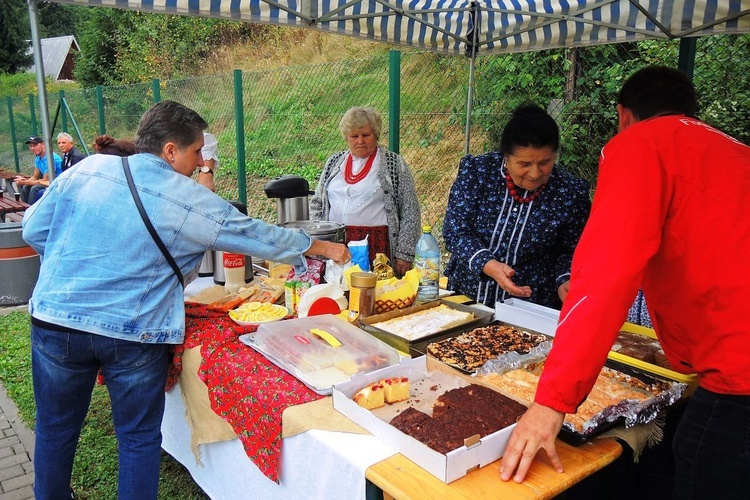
[
  {"x1": 444, "y1": 151, "x2": 590, "y2": 309},
  {"x1": 627, "y1": 289, "x2": 653, "y2": 327}
]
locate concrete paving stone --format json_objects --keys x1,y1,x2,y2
[
  {"x1": 0, "y1": 438, "x2": 19, "y2": 451},
  {"x1": 0, "y1": 455, "x2": 28, "y2": 470},
  {"x1": 18, "y1": 464, "x2": 31, "y2": 475},
  {"x1": 1, "y1": 428, "x2": 16, "y2": 439},
  {"x1": 0, "y1": 484, "x2": 34, "y2": 500},
  {"x1": 9, "y1": 447, "x2": 24, "y2": 458},
  {"x1": 2, "y1": 471, "x2": 34, "y2": 492},
  {"x1": 0, "y1": 449, "x2": 12, "y2": 460},
  {"x1": 0, "y1": 465, "x2": 24, "y2": 482}
]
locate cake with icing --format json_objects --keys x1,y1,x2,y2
[{"x1": 370, "y1": 304, "x2": 473, "y2": 341}]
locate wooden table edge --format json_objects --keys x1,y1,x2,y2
[{"x1": 366, "y1": 437, "x2": 622, "y2": 500}]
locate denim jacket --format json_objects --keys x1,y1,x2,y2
[{"x1": 23, "y1": 153, "x2": 312, "y2": 344}]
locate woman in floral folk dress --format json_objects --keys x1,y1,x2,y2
[{"x1": 444, "y1": 104, "x2": 591, "y2": 309}]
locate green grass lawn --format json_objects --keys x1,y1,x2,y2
[{"x1": 0, "y1": 310, "x2": 208, "y2": 500}]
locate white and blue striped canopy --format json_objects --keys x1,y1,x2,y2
[{"x1": 46, "y1": 0, "x2": 750, "y2": 55}]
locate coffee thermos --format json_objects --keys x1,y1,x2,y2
[{"x1": 263, "y1": 175, "x2": 314, "y2": 224}]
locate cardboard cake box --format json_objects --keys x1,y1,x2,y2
[
  {"x1": 494, "y1": 298, "x2": 560, "y2": 337},
  {"x1": 332, "y1": 356, "x2": 520, "y2": 484}
]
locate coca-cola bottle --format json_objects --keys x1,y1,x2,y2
[{"x1": 223, "y1": 253, "x2": 246, "y2": 294}]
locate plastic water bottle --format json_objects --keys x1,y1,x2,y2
[{"x1": 415, "y1": 225, "x2": 440, "y2": 302}]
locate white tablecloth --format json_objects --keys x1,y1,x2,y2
[
  {"x1": 161, "y1": 384, "x2": 396, "y2": 500},
  {"x1": 162, "y1": 276, "x2": 397, "y2": 499}
]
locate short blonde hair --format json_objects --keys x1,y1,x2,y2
[{"x1": 339, "y1": 107, "x2": 382, "y2": 140}]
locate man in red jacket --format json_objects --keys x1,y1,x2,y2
[{"x1": 500, "y1": 65, "x2": 750, "y2": 499}]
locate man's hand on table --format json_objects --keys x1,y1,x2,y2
[{"x1": 500, "y1": 402, "x2": 565, "y2": 483}]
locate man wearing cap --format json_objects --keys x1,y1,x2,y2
[{"x1": 15, "y1": 136, "x2": 63, "y2": 204}]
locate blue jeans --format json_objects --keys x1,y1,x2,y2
[
  {"x1": 20, "y1": 183, "x2": 45, "y2": 204},
  {"x1": 31, "y1": 323, "x2": 170, "y2": 500},
  {"x1": 672, "y1": 387, "x2": 750, "y2": 499}
]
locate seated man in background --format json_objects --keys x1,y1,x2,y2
[
  {"x1": 57, "y1": 132, "x2": 87, "y2": 171},
  {"x1": 15, "y1": 136, "x2": 63, "y2": 204}
]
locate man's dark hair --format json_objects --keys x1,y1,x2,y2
[
  {"x1": 135, "y1": 100, "x2": 208, "y2": 155},
  {"x1": 617, "y1": 66, "x2": 698, "y2": 121},
  {"x1": 500, "y1": 103, "x2": 559, "y2": 155}
]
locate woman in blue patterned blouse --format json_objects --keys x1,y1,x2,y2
[{"x1": 444, "y1": 104, "x2": 591, "y2": 309}]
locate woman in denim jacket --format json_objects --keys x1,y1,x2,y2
[{"x1": 22, "y1": 101, "x2": 350, "y2": 500}]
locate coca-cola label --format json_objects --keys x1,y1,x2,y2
[{"x1": 223, "y1": 253, "x2": 245, "y2": 268}]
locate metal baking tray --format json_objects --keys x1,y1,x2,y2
[
  {"x1": 474, "y1": 355, "x2": 687, "y2": 446},
  {"x1": 360, "y1": 300, "x2": 494, "y2": 357},
  {"x1": 423, "y1": 320, "x2": 554, "y2": 375},
  {"x1": 608, "y1": 322, "x2": 698, "y2": 397}
]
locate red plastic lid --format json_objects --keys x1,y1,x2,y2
[{"x1": 307, "y1": 297, "x2": 342, "y2": 316}]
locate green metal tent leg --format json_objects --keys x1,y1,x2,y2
[{"x1": 678, "y1": 38, "x2": 697, "y2": 79}]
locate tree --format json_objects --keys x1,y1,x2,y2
[
  {"x1": 38, "y1": 2, "x2": 91, "y2": 39},
  {"x1": 0, "y1": 0, "x2": 33, "y2": 74}
]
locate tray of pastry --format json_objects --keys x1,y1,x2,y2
[
  {"x1": 473, "y1": 351, "x2": 688, "y2": 445},
  {"x1": 608, "y1": 322, "x2": 698, "y2": 396},
  {"x1": 359, "y1": 300, "x2": 494, "y2": 357},
  {"x1": 423, "y1": 320, "x2": 553, "y2": 374}
]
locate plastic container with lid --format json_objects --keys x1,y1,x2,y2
[{"x1": 241, "y1": 315, "x2": 400, "y2": 394}]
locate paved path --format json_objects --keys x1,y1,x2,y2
[
  {"x1": 0, "y1": 381, "x2": 34, "y2": 499},
  {"x1": 0, "y1": 305, "x2": 35, "y2": 499}
]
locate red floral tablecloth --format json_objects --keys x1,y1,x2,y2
[{"x1": 166, "y1": 302, "x2": 325, "y2": 482}]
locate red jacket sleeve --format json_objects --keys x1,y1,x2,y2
[{"x1": 535, "y1": 129, "x2": 672, "y2": 413}]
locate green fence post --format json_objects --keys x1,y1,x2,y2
[
  {"x1": 60, "y1": 89, "x2": 67, "y2": 132},
  {"x1": 233, "y1": 69, "x2": 247, "y2": 206},
  {"x1": 96, "y1": 85, "x2": 106, "y2": 135},
  {"x1": 152, "y1": 78, "x2": 161, "y2": 103},
  {"x1": 678, "y1": 38, "x2": 697, "y2": 79},
  {"x1": 7, "y1": 97, "x2": 20, "y2": 172},
  {"x1": 388, "y1": 50, "x2": 401, "y2": 154},
  {"x1": 28, "y1": 94, "x2": 38, "y2": 135}
]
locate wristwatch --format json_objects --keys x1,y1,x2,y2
[{"x1": 199, "y1": 166, "x2": 214, "y2": 175}]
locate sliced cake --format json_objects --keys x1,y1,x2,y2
[{"x1": 352, "y1": 382, "x2": 385, "y2": 410}]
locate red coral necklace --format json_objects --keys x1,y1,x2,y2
[
  {"x1": 344, "y1": 150, "x2": 377, "y2": 184},
  {"x1": 504, "y1": 169, "x2": 546, "y2": 204}
]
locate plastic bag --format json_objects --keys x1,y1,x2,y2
[{"x1": 324, "y1": 260, "x2": 353, "y2": 290}]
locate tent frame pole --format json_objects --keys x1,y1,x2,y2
[
  {"x1": 27, "y1": 0, "x2": 55, "y2": 181},
  {"x1": 678, "y1": 38, "x2": 697, "y2": 78},
  {"x1": 464, "y1": 1, "x2": 480, "y2": 156}
]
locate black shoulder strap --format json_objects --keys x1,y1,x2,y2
[{"x1": 121, "y1": 157, "x2": 184, "y2": 288}]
